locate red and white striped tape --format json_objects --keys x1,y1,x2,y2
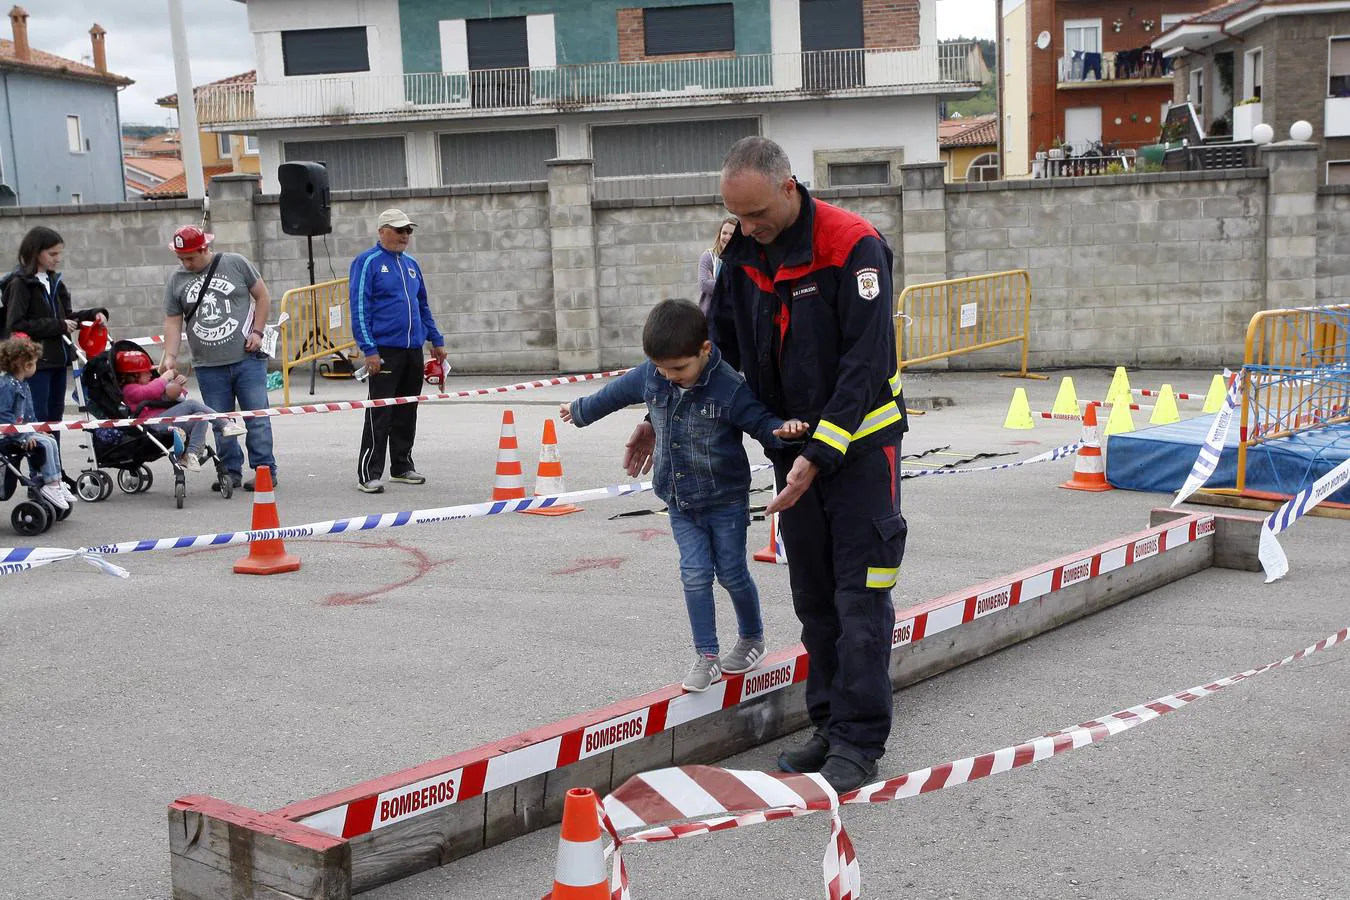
[
  {"x1": 278, "y1": 514, "x2": 1216, "y2": 841},
  {"x1": 597, "y1": 623, "x2": 1348, "y2": 899},
  {"x1": 0, "y1": 369, "x2": 630, "y2": 435}
]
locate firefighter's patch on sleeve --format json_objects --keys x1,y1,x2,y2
[{"x1": 855, "y1": 267, "x2": 881, "y2": 301}]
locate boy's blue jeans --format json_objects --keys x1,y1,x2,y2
[
  {"x1": 667, "y1": 499, "x2": 764, "y2": 657},
  {"x1": 194, "y1": 355, "x2": 275, "y2": 478}
]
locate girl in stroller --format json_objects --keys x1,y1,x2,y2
[
  {"x1": 114, "y1": 348, "x2": 246, "y2": 472},
  {"x1": 0, "y1": 336, "x2": 75, "y2": 509}
]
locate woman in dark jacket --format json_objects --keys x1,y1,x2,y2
[{"x1": 2, "y1": 226, "x2": 108, "y2": 426}]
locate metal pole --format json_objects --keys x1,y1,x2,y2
[{"x1": 167, "y1": 0, "x2": 206, "y2": 200}]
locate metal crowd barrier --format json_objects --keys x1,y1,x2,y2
[
  {"x1": 278, "y1": 277, "x2": 356, "y2": 405},
  {"x1": 894, "y1": 269, "x2": 1043, "y2": 378},
  {"x1": 1233, "y1": 303, "x2": 1350, "y2": 494}
]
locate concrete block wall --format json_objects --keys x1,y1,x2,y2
[
  {"x1": 0, "y1": 200, "x2": 201, "y2": 335},
  {"x1": 946, "y1": 170, "x2": 1270, "y2": 368},
  {"x1": 252, "y1": 182, "x2": 555, "y2": 371},
  {"x1": 1315, "y1": 185, "x2": 1350, "y2": 303}
]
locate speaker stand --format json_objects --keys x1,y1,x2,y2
[{"x1": 294, "y1": 235, "x2": 334, "y2": 397}]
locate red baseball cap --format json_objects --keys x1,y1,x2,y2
[{"x1": 170, "y1": 225, "x2": 214, "y2": 254}]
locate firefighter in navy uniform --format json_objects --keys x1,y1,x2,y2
[{"x1": 711, "y1": 136, "x2": 908, "y2": 793}]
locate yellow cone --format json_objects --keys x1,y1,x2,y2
[
  {"x1": 1105, "y1": 366, "x2": 1132, "y2": 407},
  {"x1": 1149, "y1": 384, "x2": 1181, "y2": 425},
  {"x1": 1003, "y1": 387, "x2": 1034, "y2": 430},
  {"x1": 1202, "y1": 373, "x2": 1226, "y2": 414},
  {"x1": 1103, "y1": 399, "x2": 1135, "y2": 436},
  {"x1": 1051, "y1": 376, "x2": 1079, "y2": 416}
]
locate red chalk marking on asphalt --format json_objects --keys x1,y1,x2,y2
[
  {"x1": 174, "y1": 537, "x2": 452, "y2": 605},
  {"x1": 622, "y1": 528, "x2": 668, "y2": 542},
  {"x1": 552, "y1": 557, "x2": 627, "y2": 575}
]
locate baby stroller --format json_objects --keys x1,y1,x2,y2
[
  {"x1": 1, "y1": 441, "x2": 73, "y2": 535},
  {"x1": 73, "y1": 340, "x2": 234, "y2": 509}
]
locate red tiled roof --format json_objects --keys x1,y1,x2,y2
[
  {"x1": 142, "y1": 164, "x2": 235, "y2": 199},
  {"x1": 157, "y1": 70, "x2": 255, "y2": 107},
  {"x1": 123, "y1": 156, "x2": 185, "y2": 183},
  {"x1": 135, "y1": 132, "x2": 183, "y2": 156},
  {"x1": 0, "y1": 38, "x2": 132, "y2": 85},
  {"x1": 939, "y1": 115, "x2": 998, "y2": 149}
]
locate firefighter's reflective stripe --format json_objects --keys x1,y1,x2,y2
[
  {"x1": 854, "y1": 401, "x2": 904, "y2": 440},
  {"x1": 889, "y1": 369, "x2": 903, "y2": 397},
  {"x1": 814, "y1": 419, "x2": 853, "y2": 453},
  {"x1": 866, "y1": 566, "x2": 900, "y2": 589},
  {"x1": 814, "y1": 400, "x2": 906, "y2": 455}
]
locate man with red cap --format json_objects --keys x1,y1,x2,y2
[{"x1": 160, "y1": 225, "x2": 277, "y2": 492}]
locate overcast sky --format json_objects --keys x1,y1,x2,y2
[{"x1": 29, "y1": 0, "x2": 995, "y2": 127}]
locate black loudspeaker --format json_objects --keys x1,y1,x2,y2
[{"x1": 278, "y1": 161, "x2": 332, "y2": 236}]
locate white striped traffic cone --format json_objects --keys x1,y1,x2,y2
[
  {"x1": 547, "y1": 788, "x2": 607, "y2": 899},
  {"x1": 491, "y1": 410, "x2": 526, "y2": 502},
  {"x1": 522, "y1": 419, "x2": 582, "y2": 516},
  {"x1": 1060, "y1": 404, "x2": 1113, "y2": 492}
]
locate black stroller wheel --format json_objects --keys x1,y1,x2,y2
[
  {"x1": 11, "y1": 500, "x2": 49, "y2": 536},
  {"x1": 136, "y1": 465, "x2": 154, "y2": 493},
  {"x1": 96, "y1": 471, "x2": 115, "y2": 500},
  {"x1": 117, "y1": 469, "x2": 140, "y2": 494},
  {"x1": 76, "y1": 472, "x2": 103, "y2": 502},
  {"x1": 53, "y1": 502, "x2": 73, "y2": 522},
  {"x1": 174, "y1": 480, "x2": 186, "y2": 509}
]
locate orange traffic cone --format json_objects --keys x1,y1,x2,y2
[
  {"x1": 492, "y1": 410, "x2": 527, "y2": 502},
  {"x1": 234, "y1": 467, "x2": 301, "y2": 574},
  {"x1": 753, "y1": 510, "x2": 788, "y2": 564},
  {"x1": 523, "y1": 419, "x2": 582, "y2": 516},
  {"x1": 547, "y1": 788, "x2": 608, "y2": 900},
  {"x1": 1059, "y1": 404, "x2": 1113, "y2": 492}
]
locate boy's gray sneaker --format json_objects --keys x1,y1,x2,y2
[
  {"x1": 389, "y1": 469, "x2": 426, "y2": 485},
  {"x1": 358, "y1": 479, "x2": 385, "y2": 494},
  {"x1": 719, "y1": 638, "x2": 766, "y2": 674},
  {"x1": 681, "y1": 655, "x2": 722, "y2": 693}
]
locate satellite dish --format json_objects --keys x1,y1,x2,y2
[{"x1": 1036, "y1": 31, "x2": 1052, "y2": 50}]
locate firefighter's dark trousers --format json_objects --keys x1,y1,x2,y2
[{"x1": 775, "y1": 436, "x2": 907, "y2": 762}]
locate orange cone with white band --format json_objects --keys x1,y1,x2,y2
[
  {"x1": 1059, "y1": 404, "x2": 1113, "y2": 492},
  {"x1": 492, "y1": 410, "x2": 527, "y2": 502},
  {"x1": 548, "y1": 788, "x2": 608, "y2": 899},
  {"x1": 753, "y1": 511, "x2": 788, "y2": 564},
  {"x1": 234, "y1": 467, "x2": 301, "y2": 574},
  {"x1": 523, "y1": 419, "x2": 582, "y2": 516}
]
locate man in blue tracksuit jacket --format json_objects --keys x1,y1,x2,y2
[{"x1": 349, "y1": 208, "x2": 448, "y2": 493}]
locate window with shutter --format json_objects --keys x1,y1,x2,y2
[
  {"x1": 1330, "y1": 37, "x2": 1350, "y2": 97},
  {"x1": 467, "y1": 18, "x2": 531, "y2": 108},
  {"x1": 281, "y1": 27, "x2": 370, "y2": 77},
  {"x1": 643, "y1": 4, "x2": 735, "y2": 56},
  {"x1": 283, "y1": 137, "x2": 407, "y2": 191}
]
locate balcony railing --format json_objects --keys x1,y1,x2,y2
[{"x1": 195, "y1": 44, "x2": 981, "y2": 128}]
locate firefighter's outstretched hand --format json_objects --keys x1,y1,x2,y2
[
  {"x1": 766, "y1": 456, "x2": 817, "y2": 514},
  {"x1": 773, "y1": 419, "x2": 809, "y2": 439}
]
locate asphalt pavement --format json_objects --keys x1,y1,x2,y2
[{"x1": 1, "y1": 366, "x2": 1345, "y2": 900}]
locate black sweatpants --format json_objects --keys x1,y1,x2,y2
[
  {"x1": 357, "y1": 346, "x2": 423, "y2": 483},
  {"x1": 775, "y1": 436, "x2": 907, "y2": 762}
]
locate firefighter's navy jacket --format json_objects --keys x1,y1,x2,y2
[{"x1": 709, "y1": 182, "x2": 906, "y2": 476}]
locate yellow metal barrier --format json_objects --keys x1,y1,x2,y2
[
  {"x1": 894, "y1": 270, "x2": 1044, "y2": 378},
  {"x1": 1233, "y1": 303, "x2": 1350, "y2": 495},
  {"x1": 279, "y1": 278, "x2": 356, "y2": 406}
]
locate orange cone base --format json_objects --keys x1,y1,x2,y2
[
  {"x1": 1059, "y1": 476, "x2": 1113, "y2": 492},
  {"x1": 234, "y1": 551, "x2": 302, "y2": 575},
  {"x1": 521, "y1": 503, "x2": 583, "y2": 517},
  {"x1": 753, "y1": 545, "x2": 778, "y2": 562}
]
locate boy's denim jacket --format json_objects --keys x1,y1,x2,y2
[{"x1": 569, "y1": 345, "x2": 786, "y2": 512}]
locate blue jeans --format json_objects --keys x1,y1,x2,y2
[
  {"x1": 668, "y1": 500, "x2": 764, "y2": 656},
  {"x1": 194, "y1": 355, "x2": 275, "y2": 478}
]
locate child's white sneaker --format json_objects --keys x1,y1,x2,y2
[
  {"x1": 60, "y1": 483, "x2": 78, "y2": 504},
  {"x1": 184, "y1": 451, "x2": 205, "y2": 472},
  {"x1": 40, "y1": 483, "x2": 70, "y2": 510},
  {"x1": 221, "y1": 418, "x2": 248, "y2": 437}
]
